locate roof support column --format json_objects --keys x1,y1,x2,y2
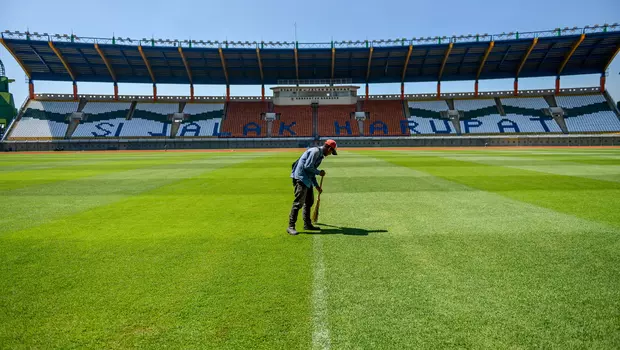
[
  {"x1": 294, "y1": 45, "x2": 299, "y2": 82},
  {"x1": 256, "y1": 48, "x2": 264, "y2": 85},
  {"x1": 261, "y1": 85, "x2": 265, "y2": 102},
  {"x1": 190, "y1": 84, "x2": 194, "y2": 101},
  {"x1": 600, "y1": 73, "x2": 606, "y2": 93},
  {"x1": 0, "y1": 38, "x2": 31, "y2": 81},
  {"x1": 226, "y1": 85, "x2": 230, "y2": 102},
  {"x1": 401, "y1": 82, "x2": 405, "y2": 101},
  {"x1": 29, "y1": 80, "x2": 35, "y2": 100},
  {"x1": 49, "y1": 41, "x2": 77, "y2": 82},
  {"x1": 365, "y1": 83, "x2": 369, "y2": 103},
  {"x1": 331, "y1": 47, "x2": 335, "y2": 82},
  {"x1": 138, "y1": 45, "x2": 157, "y2": 101},
  {"x1": 95, "y1": 43, "x2": 117, "y2": 85},
  {"x1": 514, "y1": 78, "x2": 519, "y2": 96},
  {"x1": 365, "y1": 47, "x2": 373, "y2": 83},
  {"x1": 114, "y1": 82, "x2": 119, "y2": 101},
  {"x1": 555, "y1": 76, "x2": 560, "y2": 96},
  {"x1": 475, "y1": 41, "x2": 494, "y2": 98},
  {"x1": 218, "y1": 48, "x2": 230, "y2": 86},
  {"x1": 437, "y1": 43, "x2": 452, "y2": 101},
  {"x1": 557, "y1": 34, "x2": 585, "y2": 77},
  {"x1": 401, "y1": 44, "x2": 413, "y2": 83},
  {"x1": 73, "y1": 81, "x2": 78, "y2": 101}
]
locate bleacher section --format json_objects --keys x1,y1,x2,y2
[
  {"x1": 72, "y1": 102, "x2": 131, "y2": 137},
  {"x1": 318, "y1": 105, "x2": 358, "y2": 136},
  {"x1": 73, "y1": 102, "x2": 173, "y2": 137},
  {"x1": 222, "y1": 102, "x2": 267, "y2": 137},
  {"x1": 363, "y1": 100, "x2": 406, "y2": 136},
  {"x1": 556, "y1": 94, "x2": 620, "y2": 132},
  {"x1": 7, "y1": 93, "x2": 620, "y2": 141},
  {"x1": 406, "y1": 100, "x2": 454, "y2": 134},
  {"x1": 176, "y1": 103, "x2": 223, "y2": 137},
  {"x1": 498, "y1": 97, "x2": 562, "y2": 133},
  {"x1": 8, "y1": 101, "x2": 76, "y2": 139},
  {"x1": 273, "y1": 105, "x2": 312, "y2": 137},
  {"x1": 455, "y1": 99, "x2": 498, "y2": 118},
  {"x1": 455, "y1": 98, "x2": 562, "y2": 134}
]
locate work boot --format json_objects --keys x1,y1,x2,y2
[
  {"x1": 304, "y1": 224, "x2": 321, "y2": 231},
  {"x1": 287, "y1": 227, "x2": 299, "y2": 235}
]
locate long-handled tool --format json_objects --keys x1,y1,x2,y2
[{"x1": 311, "y1": 175, "x2": 324, "y2": 224}]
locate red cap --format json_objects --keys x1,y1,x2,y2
[{"x1": 325, "y1": 139, "x2": 337, "y2": 155}]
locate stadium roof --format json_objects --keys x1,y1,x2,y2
[{"x1": 1, "y1": 25, "x2": 620, "y2": 85}]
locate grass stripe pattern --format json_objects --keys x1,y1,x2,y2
[{"x1": 1, "y1": 148, "x2": 619, "y2": 349}]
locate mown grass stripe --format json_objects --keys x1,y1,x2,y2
[
  {"x1": 312, "y1": 235, "x2": 331, "y2": 350},
  {"x1": 378, "y1": 150, "x2": 620, "y2": 228},
  {"x1": 0, "y1": 154, "x2": 263, "y2": 235},
  {"x1": 319, "y1": 151, "x2": 620, "y2": 348},
  {"x1": 1, "y1": 153, "x2": 314, "y2": 348}
]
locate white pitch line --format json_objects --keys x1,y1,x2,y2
[{"x1": 312, "y1": 235, "x2": 331, "y2": 350}]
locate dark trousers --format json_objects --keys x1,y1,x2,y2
[{"x1": 288, "y1": 179, "x2": 314, "y2": 227}]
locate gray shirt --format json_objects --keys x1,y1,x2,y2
[{"x1": 291, "y1": 146, "x2": 324, "y2": 188}]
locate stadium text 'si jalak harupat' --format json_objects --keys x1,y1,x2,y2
[{"x1": 1, "y1": 25, "x2": 620, "y2": 151}]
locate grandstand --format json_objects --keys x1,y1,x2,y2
[
  {"x1": 0, "y1": 59, "x2": 17, "y2": 135},
  {"x1": 1, "y1": 24, "x2": 620, "y2": 150}
]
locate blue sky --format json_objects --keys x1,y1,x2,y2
[{"x1": 2, "y1": 0, "x2": 620, "y2": 105}]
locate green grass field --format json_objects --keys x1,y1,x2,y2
[{"x1": 1, "y1": 148, "x2": 620, "y2": 349}]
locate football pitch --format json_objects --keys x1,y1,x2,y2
[{"x1": 1, "y1": 147, "x2": 619, "y2": 349}]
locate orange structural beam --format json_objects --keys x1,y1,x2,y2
[
  {"x1": 401, "y1": 44, "x2": 413, "y2": 82},
  {"x1": 178, "y1": 47, "x2": 193, "y2": 84},
  {"x1": 294, "y1": 47, "x2": 299, "y2": 82},
  {"x1": 29, "y1": 81, "x2": 35, "y2": 99},
  {"x1": 603, "y1": 44, "x2": 620, "y2": 73},
  {"x1": 0, "y1": 38, "x2": 31, "y2": 80},
  {"x1": 94, "y1": 43, "x2": 117, "y2": 82},
  {"x1": 514, "y1": 79, "x2": 519, "y2": 96},
  {"x1": 218, "y1": 47, "x2": 229, "y2": 85},
  {"x1": 138, "y1": 45, "x2": 156, "y2": 83},
  {"x1": 256, "y1": 48, "x2": 264, "y2": 83},
  {"x1": 438, "y1": 42, "x2": 453, "y2": 81},
  {"x1": 366, "y1": 47, "x2": 374, "y2": 82},
  {"x1": 49, "y1": 41, "x2": 76, "y2": 81},
  {"x1": 476, "y1": 41, "x2": 495, "y2": 80},
  {"x1": 558, "y1": 34, "x2": 585, "y2": 76},
  {"x1": 331, "y1": 47, "x2": 335, "y2": 80},
  {"x1": 516, "y1": 37, "x2": 538, "y2": 78}
]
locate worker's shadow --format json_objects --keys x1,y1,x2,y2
[{"x1": 308, "y1": 223, "x2": 388, "y2": 236}]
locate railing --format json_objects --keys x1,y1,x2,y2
[
  {"x1": 31, "y1": 87, "x2": 603, "y2": 103},
  {"x1": 277, "y1": 79, "x2": 353, "y2": 85},
  {"x1": 3, "y1": 23, "x2": 619, "y2": 49},
  {"x1": 34, "y1": 93, "x2": 271, "y2": 102}
]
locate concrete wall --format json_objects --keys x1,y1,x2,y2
[{"x1": 3, "y1": 135, "x2": 620, "y2": 152}]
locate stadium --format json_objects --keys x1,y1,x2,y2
[
  {"x1": 1, "y1": 24, "x2": 620, "y2": 150},
  {"x1": 1, "y1": 3, "x2": 620, "y2": 348}
]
